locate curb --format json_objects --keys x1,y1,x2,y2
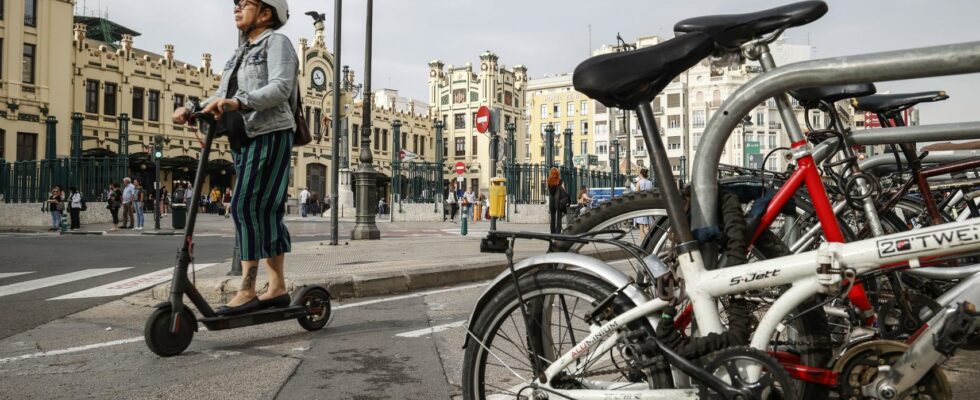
[
  {"x1": 148, "y1": 247, "x2": 620, "y2": 305},
  {"x1": 141, "y1": 230, "x2": 180, "y2": 236},
  {"x1": 61, "y1": 230, "x2": 105, "y2": 236}
]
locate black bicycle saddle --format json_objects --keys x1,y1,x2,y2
[{"x1": 675, "y1": 1, "x2": 828, "y2": 48}]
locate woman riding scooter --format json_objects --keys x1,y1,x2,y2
[{"x1": 173, "y1": 0, "x2": 297, "y2": 315}]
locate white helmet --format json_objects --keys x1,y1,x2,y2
[{"x1": 234, "y1": 0, "x2": 289, "y2": 28}]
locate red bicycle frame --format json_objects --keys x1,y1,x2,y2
[{"x1": 750, "y1": 140, "x2": 876, "y2": 326}]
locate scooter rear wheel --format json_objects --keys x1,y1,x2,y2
[
  {"x1": 145, "y1": 307, "x2": 195, "y2": 357},
  {"x1": 297, "y1": 288, "x2": 331, "y2": 331}
]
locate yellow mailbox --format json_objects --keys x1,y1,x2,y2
[{"x1": 489, "y1": 177, "x2": 507, "y2": 218}]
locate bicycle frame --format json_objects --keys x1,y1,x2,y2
[{"x1": 522, "y1": 218, "x2": 980, "y2": 399}]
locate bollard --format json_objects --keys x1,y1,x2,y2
[
  {"x1": 60, "y1": 208, "x2": 69, "y2": 234},
  {"x1": 228, "y1": 233, "x2": 242, "y2": 276},
  {"x1": 461, "y1": 207, "x2": 468, "y2": 236}
]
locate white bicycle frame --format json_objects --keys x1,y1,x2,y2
[{"x1": 504, "y1": 217, "x2": 980, "y2": 399}]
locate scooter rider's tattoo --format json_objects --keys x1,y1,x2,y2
[{"x1": 241, "y1": 267, "x2": 257, "y2": 291}]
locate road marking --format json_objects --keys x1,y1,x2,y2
[
  {"x1": 334, "y1": 281, "x2": 489, "y2": 310},
  {"x1": 0, "y1": 268, "x2": 130, "y2": 298},
  {"x1": 0, "y1": 336, "x2": 143, "y2": 364},
  {"x1": 0, "y1": 272, "x2": 34, "y2": 280},
  {"x1": 395, "y1": 320, "x2": 466, "y2": 338},
  {"x1": 48, "y1": 263, "x2": 218, "y2": 300}
]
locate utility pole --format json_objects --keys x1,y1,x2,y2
[{"x1": 329, "y1": 0, "x2": 343, "y2": 245}]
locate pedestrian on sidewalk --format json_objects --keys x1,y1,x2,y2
[
  {"x1": 107, "y1": 183, "x2": 122, "y2": 231},
  {"x1": 210, "y1": 187, "x2": 222, "y2": 214},
  {"x1": 548, "y1": 167, "x2": 571, "y2": 234},
  {"x1": 446, "y1": 182, "x2": 459, "y2": 223},
  {"x1": 633, "y1": 169, "x2": 654, "y2": 238},
  {"x1": 46, "y1": 185, "x2": 64, "y2": 231},
  {"x1": 378, "y1": 198, "x2": 387, "y2": 215},
  {"x1": 184, "y1": 183, "x2": 193, "y2": 206},
  {"x1": 172, "y1": 0, "x2": 297, "y2": 315},
  {"x1": 224, "y1": 187, "x2": 233, "y2": 218},
  {"x1": 463, "y1": 187, "x2": 476, "y2": 221},
  {"x1": 160, "y1": 186, "x2": 170, "y2": 216},
  {"x1": 68, "y1": 186, "x2": 83, "y2": 230},
  {"x1": 121, "y1": 177, "x2": 136, "y2": 229},
  {"x1": 299, "y1": 187, "x2": 310, "y2": 217},
  {"x1": 134, "y1": 179, "x2": 146, "y2": 230}
]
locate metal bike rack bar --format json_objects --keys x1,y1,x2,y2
[
  {"x1": 692, "y1": 41, "x2": 980, "y2": 232},
  {"x1": 850, "y1": 121, "x2": 980, "y2": 146}
]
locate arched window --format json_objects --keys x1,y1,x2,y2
[
  {"x1": 712, "y1": 90, "x2": 721, "y2": 106},
  {"x1": 695, "y1": 91, "x2": 704, "y2": 104}
]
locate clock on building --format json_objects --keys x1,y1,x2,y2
[{"x1": 312, "y1": 67, "x2": 326, "y2": 90}]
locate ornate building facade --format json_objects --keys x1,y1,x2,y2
[{"x1": 427, "y1": 52, "x2": 528, "y2": 192}]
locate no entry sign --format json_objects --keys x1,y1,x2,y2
[
  {"x1": 455, "y1": 161, "x2": 466, "y2": 175},
  {"x1": 476, "y1": 106, "x2": 491, "y2": 134}
]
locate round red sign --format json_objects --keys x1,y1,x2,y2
[
  {"x1": 455, "y1": 161, "x2": 466, "y2": 175},
  {"x1": 476, "y1": 106, "x2": 491, "y2": 134}
]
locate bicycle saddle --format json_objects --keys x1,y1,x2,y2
[
  {"x1": 573, "y1": 32, "x2": 714, "y2": 109},
  {"x1": 674, "y1": 1, "x2": 828, "y2": 48},
  {"x1": 851, "y1": 91, "x2": 949, "y2": 114},
  {"x1": 789, "y1": 83, "x2": 877, "y2": 109}
]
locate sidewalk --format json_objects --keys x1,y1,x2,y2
[{"x1": 149, "y1": 231, "x2": 566, "y2": 303}]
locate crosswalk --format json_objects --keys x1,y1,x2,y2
[{"x1": 0, "y1": 263, "x2": 217, "y2": 301}]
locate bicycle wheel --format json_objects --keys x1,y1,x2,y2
[{"x1": 462, "y1": 269, "x2": 667, "y2": 399}]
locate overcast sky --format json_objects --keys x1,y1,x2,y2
[{"x1": 79, "y1": 0, "x2": 979, "y2": 124}]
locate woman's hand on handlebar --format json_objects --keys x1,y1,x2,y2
[
  {"x1": 172, "y1": 107, "x2": 191, "y2": 125},
  {"x1": 201, "y1": 99, "x2": 240, "y2": 120}
]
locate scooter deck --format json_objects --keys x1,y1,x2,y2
[{"x1": 199, "y1": 305, "x2": 307, "y2": 331}]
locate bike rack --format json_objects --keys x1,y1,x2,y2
[{"x1": 692, "y1": 41, "x2": 980, "y2": 244}]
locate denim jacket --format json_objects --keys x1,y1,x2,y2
[{"x1": 198, "y1": 29, "x2": 298, "y2": 138}]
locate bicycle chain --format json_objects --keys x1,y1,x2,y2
[{"x1": 567, "y1": 366, "x2": 630, "y2": 379}]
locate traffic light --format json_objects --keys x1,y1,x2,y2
[{"x1": 153, "y1": 135, "x2": 164, "y2": 160}]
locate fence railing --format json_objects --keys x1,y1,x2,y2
[
  {"x1": 0, "y1": 157, "x2": 129, "y2": 203},
  {"x1": 384, "y1": 161, "x2": 638, "y2": 206}
]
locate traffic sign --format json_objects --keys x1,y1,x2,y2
[
  {"x1": 455, "y1": 161, "x2": 466, "y2": 175},
  {"x1": 476, "y1": 106, "x2": 491, "y2": 134}
]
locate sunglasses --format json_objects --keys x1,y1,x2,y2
[{"x1": 234, "y1": 0, "x2": 260, "y2": 11}]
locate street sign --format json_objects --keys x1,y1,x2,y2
[
  {"x1": 744, "y1": 140, "x2": 760, "y2": 167},
  {"x1": 456, "y1": 176, "x2": 465, "y2": 183},
  {"x1": 747, "y1": 153, "x2": 766, "y2": 169},
  {"x1": 399, "y1": 149, "x2": 418, "y2": 161},
  {"x1": 455, "y1": 161, "x2": 466, "y2": 175},
  {"x1": 476, "y1": 106, "x2": 491, "y2": 134}
]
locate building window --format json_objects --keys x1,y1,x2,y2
[
  {"x1": 16, "y1": 132, "x2": 37, "y2": 161},
  {"x1": 24, "y1": 0, "x2": 36, "y2": 27},
  {"x1": 504, "y1": 91, "x2": 513, "y2": 106},
  {"x1": 85, "y1": 80, "x2": 99, "y2": 114},
  {"x1": 22, "y1": 43, "x2": 36, "y2": 84},
  {"x1": 668, "y1": 115, "x2": 680, "y2": 129},
  {"x1": 580, "y1": 101, "x2": 588, "y2": 115},
  {"x1": 148, "y1": 90, "x2": 160, "y2": 121},
  {"x1": 553, "y1": 103, "x2": 560, "y2": 118},
  {"x1": 172, "y1": 93, "x2": 184, "y2": 114},
  {"x1": 540, "y1": 104, "x2": 547, "y2": 118},
  {"x1": 540, "y1": 123, "x2": 548, "y2": 138},
  {"x1": 453, "y1": 89, "x2": 466, "y2": 104},
  {"x1": 132, "y1": 88, "x2": 144, "y2": 119},
  {"x1": 581, "y1": 121, "x2": 588, "y2": 135},
  {"x1": 695, "y1": 91, "x2": 704, "y2": 104},
  {"x1": 314, "y1": 108, "x2": 322, "y2": 137},
  {"x1": 454, "y1": 113, "x2": 465, "y2": 130},
  {"x1": 667, "y1": 93, "x2": 681, "y2": 108},
  {"x1": 712, "y1": 90, "x2": 721, "y2": 106},
  {"x1": 756, "y1": 110, "x2": 765, "y2": 126},
  {"x1": 374, "y1": 128, "x2": 380, "y2": 150},
  {"x1": 567, "y1": 102, "x2": 574, "y2": 116},
  {"x1": 0, "y1": 0, "x2": 4, "y2": 20},
  {"x1": 443, "y1": 138, "x2": 448, "y2": 158},
  {"x1": 769, "y1": 133, "x2": 776, "y2": 148},
  {"x1": 580, "y1": 140, "x2": 588, "y2": 155},
  {"x1": 811, "y1": 113, "x2": 821, "y2": 127},
  {"x1": 455, "y1": 137, "x2": 465, "y2": 156},
  {"x1": 692, "y1": 110, "x2": 705, "y2": 129},
  {"x1": 0, "y1": 130, "x2": 5, "y2": 159},
  {"x1": 596, "y1": 141, "x2": 607, "y2": 155},
  {"x1": 382, "y1": 129, "x2": 388, "y2": 152},
  {"x1": 566, "y1": 121, "x2": 574, "y2": 134},
  {"x1": 471, "y1": 135, "x2": 478, "y2": 156}
]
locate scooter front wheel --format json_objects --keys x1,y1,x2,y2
[
  {"x1": 296, "y1": 287, "x2": 331, "y2": 331},
  {"x1": 145, "y1": 307, "x2": 195, "y2": 357}
]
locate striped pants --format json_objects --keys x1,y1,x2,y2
[{"x1": 231, "y1": 130, "x2": 293, "y2": 261}]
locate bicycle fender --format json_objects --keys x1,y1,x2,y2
[{"x1": 463, "y1": 252, "x2": 658, "y2": 349}]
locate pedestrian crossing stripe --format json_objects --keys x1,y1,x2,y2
[
  {"x1": 48, "y1": 263, "x2": 218, "y2": 300},
  {"x1": 0, "y1": 272, "x2": 34, "y2": 280},
  {"x1": 0, "y1": 269, "x2": 131, "y2": 298}
]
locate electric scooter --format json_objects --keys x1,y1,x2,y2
[{"x1": 144, "y1": 112, "x2": 332, "y2": 357}]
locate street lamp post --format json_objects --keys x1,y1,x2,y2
[
  {"x1": 679, "y1": 155, "x2": 687, "y2": 188},
  {"x1": 434, "y1": 119, "x2": 444, "y2": 214},
  {"x1": 329, "y1": 0, "x2": 343, "y2": 246},
  {"x1": 392, "y1": 119, "x2": 401, "y2": 207},
  {"x1": 544, "y1": 123, "x2": 555, "y2": 168},
  {"x1": 152, "y1": 134, "x2": 164, "y2": 231},
  {"x1": 611, "y1": 139, "x2": 620, "y2": 183},
  {"x1": 351, "y1": 0, "x2": 380, "y2": 240}
]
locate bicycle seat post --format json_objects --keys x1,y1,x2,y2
[{"x1": 744, "y1": 39, "x2": 809, "y2": 148}]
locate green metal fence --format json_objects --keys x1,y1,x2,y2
[
  {"x1": 0, "y1": 157, "x2": 129, "y2": 203},
  {"x1": 503, "y1": 163, "x2": 634, "y2": 205},
  {"x1": 391, "y1": 161, "x2": 443, "y2": 203}
]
